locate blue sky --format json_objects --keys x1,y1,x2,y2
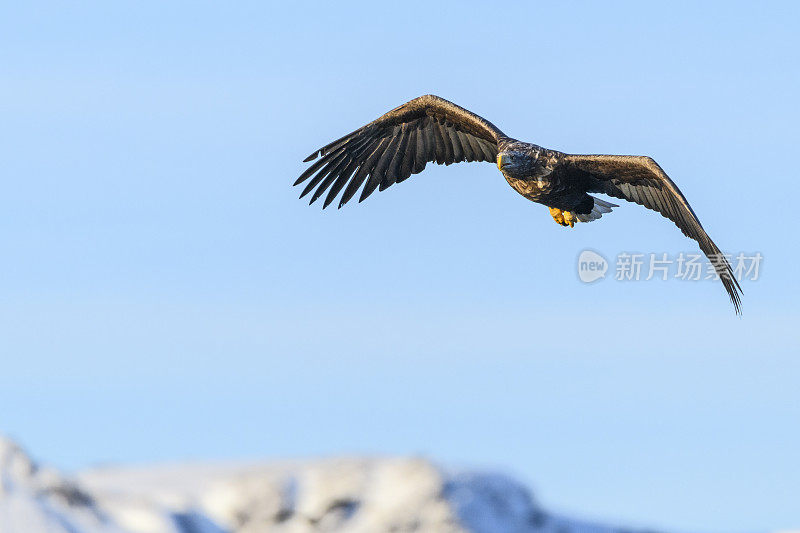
[{"x1": 1, "y1": 1, "x2": 798, "y2": 531}]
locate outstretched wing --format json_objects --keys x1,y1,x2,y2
[
  {"x1": 295, "y1": 94, "x2": 506, "y2": 208},
  {"x1": 564, "y1": 154, "x2": 743, "y2": 314}
]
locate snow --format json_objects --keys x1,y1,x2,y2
[
  {"x1": 1, "y1": 435, "x2": 651, "y2": 533},
  {"x1": 0, "y1": 437, "x2": 125, "y2": 533}
]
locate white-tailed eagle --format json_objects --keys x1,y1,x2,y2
[{"x1": 295, "y1": 95, "x2": 742, "y2": 313}]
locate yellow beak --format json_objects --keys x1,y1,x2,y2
[{"x1": 497, "y1": 153, "x2": 510, "y2": 170}]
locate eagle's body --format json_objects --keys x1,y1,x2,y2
[
  {"x1": 496, "y1": 140, "x2": 617, "y2": 224},
  {"x1": 295, "y1": 95, "x2": 742, "y2": 313}
]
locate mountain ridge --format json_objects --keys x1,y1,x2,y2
[{"x1": 0, "y1": 435, "x2": 664, "y2": 533}]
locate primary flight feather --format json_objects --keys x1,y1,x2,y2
[{"x1": 295, "y1": 94, "x2": 742, "y2": 313}]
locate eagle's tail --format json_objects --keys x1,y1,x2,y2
[{"x1": 576, "y1": 197, "x2": 617, "y2": 223}]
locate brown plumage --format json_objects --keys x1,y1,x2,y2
[{"x1": 295, "y1": 95, "x2": 742, "y2": 313}]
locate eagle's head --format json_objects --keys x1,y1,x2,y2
[{"x1": 496, "y1": 143, "x2": 553, "y2": 180}]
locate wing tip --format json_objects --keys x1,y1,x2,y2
[
  {"x1": 721, "y1": 266, "x2": 743, "y2": 316},
  {"x1": 729, "y1": 281, "x2": 743, "y2": 316}
]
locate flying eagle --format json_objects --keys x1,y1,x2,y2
[{"x1": 295, "y1": 95, "x2": 742, "y2": 313}]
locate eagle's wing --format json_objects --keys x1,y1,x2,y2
[
  {"x1": 296, "y1": 94, "x2": 506, "y2": 208},
  {"x1": 564, "y1": 154, "x2": 742, "y2": 314}
]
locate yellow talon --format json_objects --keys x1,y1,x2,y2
[
  {"x1": 549, "y1": 207, "x2": 576, "y2": 228},
  {"x1": 549, "y1": 207, "x2": 566, "y2": 226}
]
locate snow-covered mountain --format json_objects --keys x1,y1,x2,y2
[{"x1": 1, "y1": 435, "x2": 649, "y2": 533}]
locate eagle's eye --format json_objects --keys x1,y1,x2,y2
[{"x1": 497, "y1": 152, "x2": 517, "y2": 170}]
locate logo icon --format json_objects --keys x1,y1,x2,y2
[{"x1": 577, "y1": 250, "x2": 608, "y2": 283}]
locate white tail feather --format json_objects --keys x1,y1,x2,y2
[{"x1": 576, "y1": 197, "x2": 618, "y2": 223}]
